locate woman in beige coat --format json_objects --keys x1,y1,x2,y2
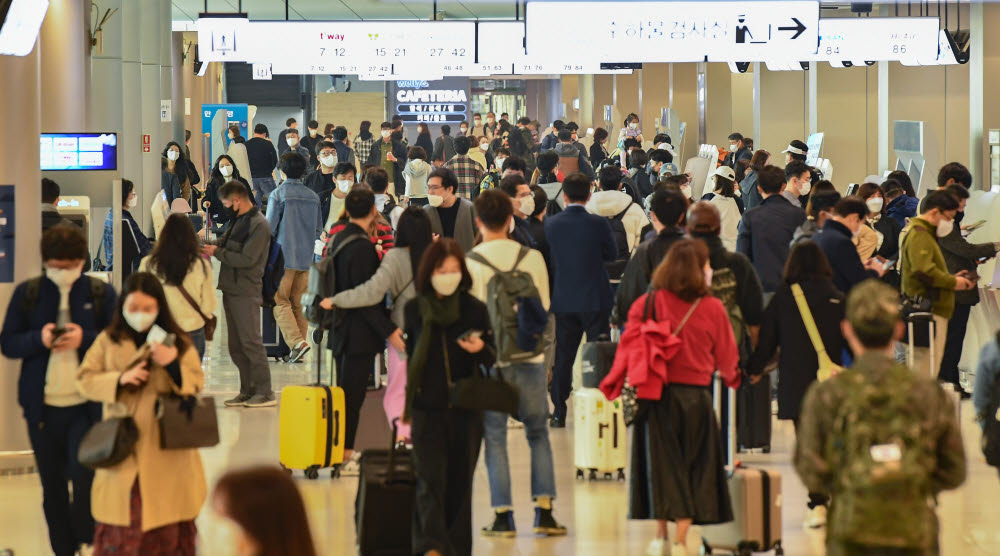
[{"x1": 77, "y1": 272, "x2": 206, "y2": 555}]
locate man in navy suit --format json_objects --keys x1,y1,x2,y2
[{"x1": 544, "y1": 172, "x2": 618, "y2": 427}]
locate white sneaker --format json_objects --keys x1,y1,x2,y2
[
  {"x1": 803, "y1": 505, "x2": 827, "y2": 529},
  {"x1": 78, "y1": 545, "x2": 94, "y2": 556},
  {"x1": 646, "y1": 538, "x2": 667, "y2": 556},
  {"x1": 339, "y1": 452, "x2": 362, "y2": 476},
  {"x1": 670, "y1": 542, "x2": 688, "y2": 556}
]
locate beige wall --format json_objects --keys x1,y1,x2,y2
[
  {"x1": 705, "y1": 63, "x2": 734, "y2": 150},
  {"x1": 561, "y1": 74, "x2": 579, "y2": 123},
  {"x1": 759, "y1": 66, "x2": 807, "y2": 160},
  {"x1": 730, "y1": 71, "x2": 754, "y2": 145},
  {"x1": 815, "y1": 64, "x2": 879, "y2": 186}
]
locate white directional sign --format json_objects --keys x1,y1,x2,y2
[
  {"x1": 251, "y1": 63, "x2": 272, "y2": 80},
  {"x1": 525, "y1": 1, "x2": 820, "y2": 63},
  {"x1": 815, "y1": 18, "x2": 938, "y2": 65},
  {"x1": 197, "y1": 18, "x2": 475, "y2": 69},
  {"x1": 478, "y1": 21, "x2": 634, "y2": 75}
]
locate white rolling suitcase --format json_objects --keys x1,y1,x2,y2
[{"x1": 573, "y1": 389, "x2": 626, "y2": 481}]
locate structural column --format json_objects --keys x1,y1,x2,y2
[
  {"x1": 970, "y1": 0, "x2": 985, "y2": 186},
  {"x1": 39, "y1": 0, "x2": 90, "y2": 131},
  {"x1": 578, "y1": 74, "x2": 594, "y2": 130},
  {"x1": 0, "y1": 46, "x2": 42, "y2": 463}
]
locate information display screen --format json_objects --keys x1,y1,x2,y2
[{"x1": 40, "y1": 133, "x2": 118, "y2": 171}]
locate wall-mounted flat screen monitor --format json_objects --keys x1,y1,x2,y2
[{"x1": 40, "y1": 133, "x2": 118, "y2": 171}]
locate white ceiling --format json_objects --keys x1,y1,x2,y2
[{"x1": 172, "y1": 0, "x2": 525, "y2": 22}]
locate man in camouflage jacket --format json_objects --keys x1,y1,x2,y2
[{"x1": 794, "y1": 279, "x2": 966, "y2": 556}]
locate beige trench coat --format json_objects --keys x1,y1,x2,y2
[{"x1": 76, "y1": 332, "x2": 206, "y2": 531}]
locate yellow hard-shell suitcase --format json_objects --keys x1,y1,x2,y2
[{"x1": 279, "y1": 332, "x2": 345, "y2": 479}]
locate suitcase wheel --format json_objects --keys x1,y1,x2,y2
[
  {"x1": 588, "y1": 469, "x2": 597, "y2": 481},
  {"x1": 331, "y1": 464, "x2": 341, "y2": 479},
  {"x1": 575, "y1": 469, "x2": 584, "y2": 481},
  {"x1": 305, "y1": 466, "x2": 320, "y2": 480},
  {"x1": 617, "y1": 469, "x2": 626, "y2": 481},
  {"x1": 761, "y1": 445, "x2": 771, "y2": 454},
  {"x1": 603, "y1": 472, "x2": 612, "y2": 480},
  {"x1": 279, "y1": 464, "x2": 293, "y2": 476}
]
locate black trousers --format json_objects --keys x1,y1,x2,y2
[
  {"x1": 26, "y1": 404, "x2": 98, "y2": 556},
  {"x1": 939, "y1": 303, "x2": 972, "y2": 386},
  {"x1": 337, "y1": 352, "x2": 376, "y2": 450},
  {"x1": 411, "y1": 407, "x2": 483, "y2": 556},
  {"x1": 551, "y1": 310, "x2": 610, "y2": 419}
]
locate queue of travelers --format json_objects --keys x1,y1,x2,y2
[{"x1": 12, "y1": 112, "x2": 1000, "y2": 556}]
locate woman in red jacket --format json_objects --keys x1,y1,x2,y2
[{"x1": 600, "y1": 239, "x2": 741, "y2": 556}]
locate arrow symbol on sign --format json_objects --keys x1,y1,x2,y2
[{"x1": 778, "y1": 18, "x2": 806, "y2": 39}]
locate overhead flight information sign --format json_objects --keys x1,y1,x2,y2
[
  {"x1": 815, "y1": 18, "x2": 939, "y2": 64},
  {"x1": 197, "y1": 18, "x2": 475, "y2": 70},
  {"x1": 478, "y1": 21, "x2": 633, "y2": 75},
  {"x1": 525, "y1": 1, "x2": 819, "y2": 62}
]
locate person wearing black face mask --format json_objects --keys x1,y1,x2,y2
[{"x1": 937, "y1": 183, "x2": 1000, "y2": 394}]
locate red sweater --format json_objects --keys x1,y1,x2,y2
[
  {"x1": 323, "y1": 220, "x2": 394, "y2": 259},
  {"x1": 600, "y1": 289, "x2": 741, "y2": 401}
]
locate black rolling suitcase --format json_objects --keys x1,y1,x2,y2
[
  {"x1": 355, "y1": 419, "x2": 415, "y2": 555},
  {"x1": 261, "y1": 307, "x2": 291, "y2": 362},
  {"x1": 736, "y1": 372, "x2": 772, "y2": 453}
]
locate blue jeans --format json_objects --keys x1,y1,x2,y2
[
  {"x1": 482, "y1": 361, "x2": 556, "y2": 509},
  {"x1": 252, "y1": 177, "x2": 277, "y2": 208},
  {"x1": 189, "y1": 327, "x2": 206, "y2": 360}
]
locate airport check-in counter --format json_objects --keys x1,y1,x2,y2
[{"x1": 958, "y1": 189, "x2": 1000, "y2": 390}]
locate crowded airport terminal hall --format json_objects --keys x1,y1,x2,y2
[{"x1": 8, "y1": 0, "x2": 1000, "y2": 554}]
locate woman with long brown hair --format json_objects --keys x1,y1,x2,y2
[
  {"x1": 600, "y1": 239, "x2": 740, "y2": 556},
  {"x1": 138, "y1": 214, "x2": 217, "y2": 359},
  {"x1": 77, "y1": 273, "x2": 205, "y2": 555},
  {"x1": 209, "y1": 466, "x2": 318, "y2": 556}
]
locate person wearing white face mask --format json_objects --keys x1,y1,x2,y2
[
  {"x1": 367, "y1": 121, "x2": 409, "y2": 197},
  {"x1": 0, "y1": 226, "x2": 118, "y2": 556},
  {"x1": 402, "y1": 146, "x2": 431, "y2": 207},
  {"x1": 202, "y1": 155, "x2": 256, "y2": 235},
  {"x1": 207, "y1": 466, "x2": 319, "y2": 556},
  {"x1": 277, "y1": 117, "x2": 298, "y2": 155},
  {"x1": 76, "y1": 272, "x2": 206, "y2": 555},
  {"x1": 781, "y1": 161, "x2": 813, "y2": 209},
  {"x1": 266, "y1": 152, "x2": 324, "y2": 364},
  {"x1": 497, "y1": 174, "x2": 539, "y2": 248},
  {"x1": 282, "y1": 128, "x2": 311, "y2": 168},
  {"x1": 102, "y1": 179, "x2": 152, "y2": 272},
  {"x1": 899, "y1": 189, "x2": 975, "y2": 378},
  {"x1": 468, "y1": 135, "x2": 491, "y2": 172},
  {"x1": 162, "y1": 141, "x2": 200, "y2": 205},
  {"x1": 400, "y1": 238, "x2": 493, "y2": 554},
  {"x1": 813, "y1": 196, "x2": 887, "y2": 295},
  {"x1": 616, "y1": 112, "x2": 644, "y2": 149},
  {"x1": 723, "y1": 132, "x2": 753, "y2": 169},
  {"x1": 424, "y1": 167, "x2": 478, "y2": 252}
]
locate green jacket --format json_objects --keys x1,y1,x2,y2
[
  {"x1": 900, "y1": 218, "x2": 957, "y2": 318},
  {"x1": 794, "y1": 352, "x2": 966, "y2": 554}
]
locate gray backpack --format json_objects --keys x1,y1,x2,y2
[{"x1": 467, "y1": 247, "x2": 545, "y2": 363}]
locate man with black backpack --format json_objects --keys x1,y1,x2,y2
[
  {"x1": 0, "y1": 225, "x2": 117, "y2": 556},
  {"x1": 202, "y1": 181, "x2": 275, "y2": 408},
  {"x1": 326, "y1": 189, "x2": 403, "y2": 475},
  {"x1": 586, "y1": 166, "x2": 650, "y2": 289},
  {"x1": 467, "y1": 190, "x2": 565, "y2": 539},
  {"x1": 795, "y1": 279, "x2": 965, "y2": 555}
]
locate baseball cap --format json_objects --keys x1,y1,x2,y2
[
  {"x1": 713, "y1": 165, "x2": 736, "y2": 182},
  {"x1": 846, "y1": 279, "x2": 900, "y2": 341}
]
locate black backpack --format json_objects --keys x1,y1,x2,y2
[
  {"x1": 301, "y1": 233, "x2": 367, "y2": 327},
  {"x1": 382, "y1": 196, "x2": 399, "y2": 227},
  {"x1": 23, "y1": 276, "x2": 107, "y2": 325},
  {"x1": 605, "y1": 204, "x2": 632, "y2": 280},
  {"x1": 546, "y1": 185, "x2": 563, "y2": 217}
]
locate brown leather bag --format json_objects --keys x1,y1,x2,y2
[{"x1": 176, "y1": 266, "x2": 217, "y2": 341}]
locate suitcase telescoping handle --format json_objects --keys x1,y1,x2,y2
[
  {"x1": 713, "y1": 371, "x2": 737, "y2": 473},
  {"x1": 314, "y1": 322, "x2": 335, "y2": 386},
  {"x1": 385, "y1": 417, "x2": 403, "y2": 484}
]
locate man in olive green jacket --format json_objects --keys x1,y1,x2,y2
[
  {"x1": 899, "y1": 190, "x2": 975, "y2": 377},
  {"x1": 795, "y1": 280, "x2": 966, "y2": 556}
]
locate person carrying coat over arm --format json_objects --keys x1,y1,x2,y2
[
  {"x1": 600, "y1": 239, "x2": 741, "y2": 556},
  {"x1": 403, "y1": 238, "x2": 495, "y2": 556},
  {"x1": 76, "y1": 273, "x2": 207, "y2": 555}
]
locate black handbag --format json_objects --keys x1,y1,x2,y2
[
  {"x1": 449, "y1": 365, "x2": 520, "y2": 415},
  {"x1": 78, "y1": 416, "x2": 139, "y2": 470},
  {"x1": 155, "y1": 395, "x2": 220, "y2": 450}
]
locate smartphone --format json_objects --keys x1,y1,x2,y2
[
  {"x1": 964, "y1": 219, "x2": 987, "y2": 232},
  {"x1": 52, "y1": 327, "x2": 67, "y2": 340},
  {"x1": 458, "y1": 329, "x2": 482, "y2": 342}
]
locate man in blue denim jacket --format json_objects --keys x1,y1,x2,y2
[{"x1": 267, "y1": 152, "x2": 324, "y2": 363}]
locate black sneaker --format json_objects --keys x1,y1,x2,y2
[
  {"x1": 224, "y1": 393, "x2": 252, "y2": 407},
  {"x1": 533, "y1": 507, "x2": 567, "y2": 537},
  {"x1": 481, "y1": 510, "x2": 516, "y2": 538}
]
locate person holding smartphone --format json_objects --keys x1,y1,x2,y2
[
  {"x1": 402, "y1": 238, "x2": 494, "y2": 556},
  {"x1": 0, "y1": 226, "x2": 118, "y2": 556}
]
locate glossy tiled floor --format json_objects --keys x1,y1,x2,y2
[{"x1": 4, "y1": 323, "x2": 1000, "y2": 555}]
